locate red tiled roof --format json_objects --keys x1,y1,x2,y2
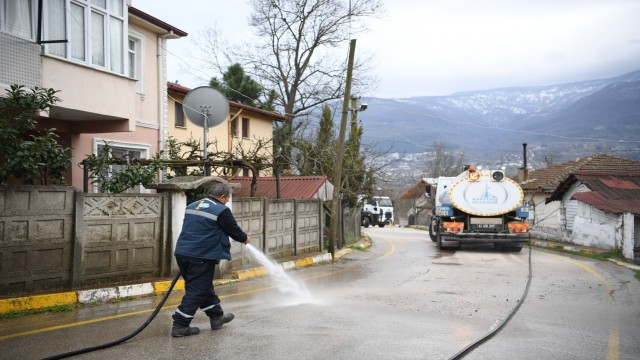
[
  {"x1": 229, "y1": 176, "x2": 333, "y2": 200},
  {"x1": 521, "y1": 154, "x2": 640, "y2": 193},
  {"x1": 572, "y1": 192, "x2": 640, "y2": 215},
  {"x1": 546, "y1": 174, "x2": 640, "y2": 214}
]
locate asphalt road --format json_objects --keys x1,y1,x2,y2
[{"x1": 1, "y1": 227, "x2": 639, "y2": 359}]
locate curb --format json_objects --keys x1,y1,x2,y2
[
  {"x1": 531, "y1": 239, "x2": 640, "y2": 271},
  {"x1": 0, "y1": 241, "x2": 368, "y2": 315},
  {"x1": 531, "y1": 239, "x2": 602, "y2": 255}
]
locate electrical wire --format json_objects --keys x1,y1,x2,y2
[
  {"x1": 447, "y1": 240, "x2": 533, "y2": 359},
  {"x1": 40, "y1": 272, "x2": 182, "y2": 360}
]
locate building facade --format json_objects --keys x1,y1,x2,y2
[
  {"x1": 1, "y1": 0, "x2": 187, "y2": 191},
  {"x1": 167, "y1": 81, "x2": 286, "y2": 177}
]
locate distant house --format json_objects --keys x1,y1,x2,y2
[
  {"x1": 398, "y1": 178, "x2": 437, "y2": 226},
  {"x1": 521, "y1": 154, "x2": 640, "y2": 263},
  {"x1": 229, "y1": 176, "x2": 334, "y2": 200},
  {"x1": 167, "y1": 82, "x2": 286, "y2": 177},
  {"x1": 1, "y1": 2, "x2": 187, "y2": 191}
]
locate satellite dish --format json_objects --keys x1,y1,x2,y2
[{"x1": 183, "y1": 86, "x2": 230, "y2": 128}]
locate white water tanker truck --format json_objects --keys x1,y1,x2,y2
[
  {"x1": 361, "y1": 196, "x2": 394, "y2": 228},
  {"x1": 429, "y1": 165, "x2": 530, "y2": 251}
]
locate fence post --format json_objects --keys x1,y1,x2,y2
[
  {"x1": 319, "y1": 199, "x2": 324, "y2": 252},
  {"x1": 160, "y1": 192, "x2": 171, "y2": 277},
  {"x1": 72, "y1": 190, "x2": 84, "y2": 287},
  {"x1": 293, "y1": 199, "x2": 298, "y2": 255},
  {"x1": 262, "y1": 197, "x2": 268, "y2": 254}
]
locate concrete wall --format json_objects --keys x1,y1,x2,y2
[
  {"x1": 0, "y1": 186, "x2": 74, "y2": 296},
  {"x1": 0, "y1": 186, "x2": 325, "y2": 297},
  {"x1": 221, "y1": 198, "x2": 324, "y2": 275},
  {"x1": 74, "y1": 192, "x2": 169, "y2": 288},
  {"x1": 571, "y1": 202, "x2": 619, "y2": 250}
]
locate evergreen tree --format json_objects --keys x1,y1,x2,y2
[{"x1": 210, "y1": 63, "x2": 275, "y2": 110}]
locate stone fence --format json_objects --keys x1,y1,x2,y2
[{"x1": 0, "y1": 185, "x2": 325, "y2": 298}]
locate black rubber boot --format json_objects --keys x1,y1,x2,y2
[
  {"x1": 209, "y1": 313, "x2": 235, "y2": 330},
  {"x1": 171, "y1": 323, "x2": 201, "y2": 337}
]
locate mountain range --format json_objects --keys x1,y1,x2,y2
[{"x1": 359, "y1": 69, "x2": 640, "y2": 165}]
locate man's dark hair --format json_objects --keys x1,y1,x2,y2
[{"x1": 207, "y1": 182, "x2": 231, "y2": 198}]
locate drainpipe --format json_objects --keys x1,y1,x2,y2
[{"x1": 157, "y1": 31, "x2": 175, "y2": 181}]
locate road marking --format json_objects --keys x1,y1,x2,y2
[
  {"x1": 0, "y1": 267, "x2": 355, "y2": 340},
  {"x1": 542, "y1": 252, "x2": 618, "y2": 360},
  {"x1": 545, "y1": 253, "x2": 612, "y2": 297},
  {"x1": 607, "y1": 326, "x2": 620, "y2": 360},
  {"x1": 380, "y1": 237, "x2": 396, "y2": 258}
]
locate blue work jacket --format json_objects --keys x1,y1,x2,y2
[{"x1": 175, "y1": 197, "x2": 246, "y2": 261}]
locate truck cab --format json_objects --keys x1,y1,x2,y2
[{"x1": 361, "y1": 196, "x2": 394, "y2": 228}]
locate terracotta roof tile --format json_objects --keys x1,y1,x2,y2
[
  {"x1": 572, "y1": 192, "x2": 640, "y2": 215},
  {"x1": 229, "y1": 176, "x2": 333, "y2": 200},
  {"x1": 521, "y1": 154, "x2": 640, "y2": 193}
]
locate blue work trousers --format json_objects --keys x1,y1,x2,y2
[{"x1": 172, "y1": 255, "x2": 223, "y2": 326}]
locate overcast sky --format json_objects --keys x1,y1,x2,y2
[{"x1": 133, "y1": 0, "x2": 640, "y2": 98}]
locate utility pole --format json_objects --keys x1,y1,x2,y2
[
  {"x1": 350, "y1": 96, "x2": 359, "y2": 136},
  {"x1": 328, "y1": 39, "x2": 356, "y2": 259}
]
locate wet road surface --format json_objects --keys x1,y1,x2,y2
[{"x1": 1, "y1": 227, "x2": 639, "y2": 359}]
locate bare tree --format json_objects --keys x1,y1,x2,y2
[
  {"x1": 200, "y1": 0, "x2": 381, "y2": 122},
  {"x1": 425, "y1": 142, "x2": 466, "y2": 178}
]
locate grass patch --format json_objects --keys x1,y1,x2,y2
[
  {"x1": 0, "y1": 303, "x2": 76, "y2": 319},
  {"x1": 633, "y1": 269, "x2": 640, "y2": 282},
  {"x1": 348, "y1": 244, "x2": 367, "y2": 252},
  {"x1": 537, "y1": 244, "x2": 623, "y2": 262}
]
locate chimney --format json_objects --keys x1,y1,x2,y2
[{"x1": 519, "y1": 143, "x2": 529, "y2": 182}]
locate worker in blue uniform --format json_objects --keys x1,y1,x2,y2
[{"x1": 171, "y1": 181, "x2": 249, "y2": 337}]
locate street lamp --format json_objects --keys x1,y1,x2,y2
[{"x1": 350, "y1": 95, "x2": 367, "y2": 135}]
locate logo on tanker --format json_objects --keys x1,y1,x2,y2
[{"x1": 470, "y1": 184, "x2": 498, "y2": 205}]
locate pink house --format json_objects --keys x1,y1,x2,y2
[{"x1": 1, "y1": 1, "x2": 186, "y2": 191}]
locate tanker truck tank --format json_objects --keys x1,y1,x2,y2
[{"x1": 429, "y1": 165, "x2": 530, "y2": 251}]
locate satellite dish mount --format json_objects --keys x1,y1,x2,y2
[{"x1": 183, "y1": 86, "x2": 230, "y2": 176}]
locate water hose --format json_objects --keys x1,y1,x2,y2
[
  {"x1": 41, "y1": 271, "x2": 182, "y2": 360},
  {"x1": 448, "y1": 242, "x2": 533, "y2": 359}
]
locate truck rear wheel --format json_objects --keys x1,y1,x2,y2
[
  {"x1": 429, "y1": 217, "x2": 438, "y2": 242},
  {"x1": 378, "y1": 223, "x2": 385, "y2": 228},
  {"x1": 362, "y1": 217, "x2": 370, "y2": 228},
  {"x1": 436, "y1": 231, "x2": 445, "y2": 250}
]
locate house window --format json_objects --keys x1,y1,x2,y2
[
  {"x1": 230, "y1": 118, "x2": 238, "y2": 137},
  {"x1": 128, "y1": 33, "x2": 143, "y2": 92},
  {"x1": 0, "y1": 0, "x2": 36, "y2": 40},
  {"x1": 175, "y1": 102, "x2": 185, "y2": 127},
  {"x1": 45, "y1": 0, "x2": 126, "y2": 74},
  {"x1": 94, "y1": 139, "x2": 150, "y2": 193},
  {"x1": 242, "y1": 117, "x2": 250, "y2": 138},
  {"x1": 47, "y1": 0, "x2": 66, "y2": 56}
]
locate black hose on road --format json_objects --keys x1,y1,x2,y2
[
  {"x1": 41, "y1": 271, "x2": 182, "y2": 360},
  {"x1": 448, "y1": 242, "x2": 533, "y2": 360}
]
